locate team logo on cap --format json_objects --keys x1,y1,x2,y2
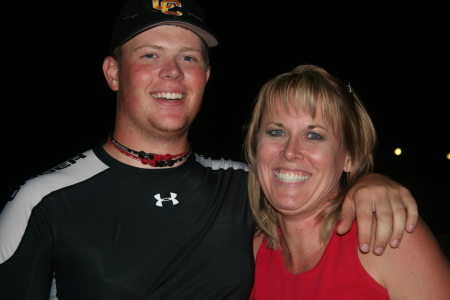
[{"x1": 153, "y1": 0, "x2": 183, "y2": 16}]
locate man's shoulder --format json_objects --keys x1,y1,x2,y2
[
  {"x1": 194, "y1": 153, "x2": 249, "y2": 172},
  {"x1": 12, "y1": 149, "x2": 108, "y2": 199},
  {"x1": 0, "y1": 148, "x2": 109, "y2": 262}
]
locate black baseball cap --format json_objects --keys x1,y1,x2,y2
[{"x1": 110, "y1": 0, "x2": 218, "y2": 54}]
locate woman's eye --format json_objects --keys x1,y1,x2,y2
[
  {"x1": 307, "y1": 133, "x2": 323, "y2": 140},
  {"x1": 268, "y1": 130, "x2": 284, "y2": 137}
]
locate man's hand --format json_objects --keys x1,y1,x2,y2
[{"x1": 337, "y1": 173, "x2": 418, "y2": 255}]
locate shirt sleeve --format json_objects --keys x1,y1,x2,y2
[{"x1": 0, "y1": 200, "x2": 54, "y2": 299}]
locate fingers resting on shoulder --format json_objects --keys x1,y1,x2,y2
[{"x1": 337, "y1": 173, "x2": 418, "y2": 255}]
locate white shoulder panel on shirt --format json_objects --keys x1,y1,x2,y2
[
  {"x1": 0, "y1": 149, "x2": 109, "y2": 263},
  {"x1": 194, "y1": 153, "x2": 249, "y2": 171}
]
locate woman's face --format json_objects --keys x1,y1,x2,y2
[{"x1": 256, "y1": 100, "x2": 352, "y2": 219}]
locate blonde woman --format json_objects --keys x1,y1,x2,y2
[{"x1": 246, "y1": 65, "x2": 450, "y2": 299}]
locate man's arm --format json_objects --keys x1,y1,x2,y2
[
  {"x1": 0, "y1": 202, "x2": 54, "y2": 299},
  {"x1": 0, "y1": 177, "x2": 56, "y2": 299},
  {"x1": 337, "y1": 173, "x2": 418, "y2": 255}
]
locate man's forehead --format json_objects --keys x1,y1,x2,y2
[
  {"x1": 124, "y1": 25, "x2": 202, "y2": 51},
  {"x1": 130, "y1": 25, "x2": 203, "y2": 44}
]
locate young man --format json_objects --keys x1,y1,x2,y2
[{"x1": 0, "y1": 0, "x2": 417, "y2": 299}]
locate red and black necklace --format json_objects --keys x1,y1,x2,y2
[{"x1": 108, "y1": 134, "x2": 191, "y2": 167}]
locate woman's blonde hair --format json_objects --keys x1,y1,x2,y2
[{"x1": 244, "y1": 65, "x2": 376, "y2": 249}]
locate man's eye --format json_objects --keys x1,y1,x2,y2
[
  {"x1": 307, "y1": 133, "x2": 323, "y2": 140},
  {"x1": 181, "y1": 56, "x2": 197, "y2": 62},
  {"x1": 144, "y1": 54, "x2": 156, "y2": 58},
  {"x1": 268, "y1": 130, "x2": 283, "y2": 137}
]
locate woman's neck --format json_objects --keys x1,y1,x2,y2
[{"x1": 277, "y1": 213, "x2": 328, "y2": 274}]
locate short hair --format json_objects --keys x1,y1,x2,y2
[{"x1": 244, "y1": 65, "x2": 376, "y2": 249}]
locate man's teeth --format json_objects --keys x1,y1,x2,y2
[
  {"x1": 152, "y1": 92, "x2": 184, "y2": 100},
  {"x1": 274, "y1": 171, "x2": 310, "y2": 183}
]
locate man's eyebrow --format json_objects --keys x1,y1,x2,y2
[
  {"x1": 180, "y1": 46, "x2": 201, "y2": 53},
  {"x1": 133, "y1": 45, "x2": 201, "y2": 53},
  {"x1": 133, "y1": 44, "x2": 164, "y2": 52}
]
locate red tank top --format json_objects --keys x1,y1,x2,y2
[{"x1": 250, "y1": 222, "x2": 389, "y2": 299}]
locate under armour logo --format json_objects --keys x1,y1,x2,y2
[
  {"x1": 152, "y1": 0, "x2": 183, "y2": 16},
  {"x1": 154, "y1": 193, "x2": 179, "y2": 207}
]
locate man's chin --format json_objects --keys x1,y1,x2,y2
[{"x1": 149, "y1": 121, "x2": 191, "y2": 138}]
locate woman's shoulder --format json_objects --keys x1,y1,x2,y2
[
  {"x1": 253, "y1": 231, "x2": 266, "y2": 261},
  {"x1": 360, "y1": 217, "x2": 450, "y2": 299}
]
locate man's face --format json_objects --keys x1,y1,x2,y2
[{"x1": 107, "y1": 25, "x2": 211, "y2": 139}]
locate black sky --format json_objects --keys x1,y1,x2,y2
[{"x1": 3, "y1": 1, "x2": 449, "y2": 237}]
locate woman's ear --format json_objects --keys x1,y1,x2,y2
[
  {"x1": 102, "y1": 56, "x2": 119, "y2": 91},
  {"x1": 344, "y1": 153, "x2": 352, "y2": 173}
]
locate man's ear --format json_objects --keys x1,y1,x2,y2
[
  {"x1": 206, "y1": 65, "x2": 211, "y2": 82},
  {"x1": 344, "y1": 153, "x2": 352, "y2": 173},
  {"x1": 102, "y1": 56, "x2": 119, "y2": 91}
]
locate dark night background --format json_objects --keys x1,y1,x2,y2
[{"x1": 3, "y1": 1, "x2": 449, "y2": 255}]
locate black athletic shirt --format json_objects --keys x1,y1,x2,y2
[{"x1": 0, "y1": 145, "x2": 255, "y2": 299}]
